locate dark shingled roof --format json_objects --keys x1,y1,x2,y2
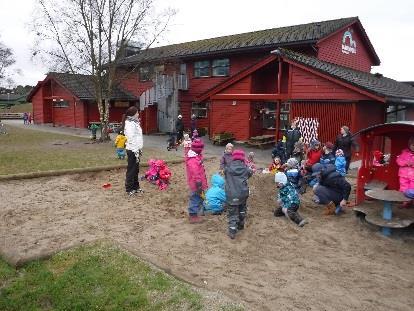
[
  {"x1": 274, "y1": 48, "x2": 414, "y2": 102},
  {"x1": 49, "y1": 72, "x2": 136, "y2": 100},
  {"x1": 118, "y1": 17, "x2": 359, "y2": 65}
]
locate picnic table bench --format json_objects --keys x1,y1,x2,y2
[
  {"x1": 354, "y1": 189, "x2": 413, "y2": 236},
  {"x1": 247, "y1": 135, "x2": 275, "y2": 149},
  {"x1": 211, "y1": 132, "x2": 234, "y2": 145}
]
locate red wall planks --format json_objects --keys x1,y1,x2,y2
[
  {"x1": 290, "y1": 101, "x2": 353, "y2": 143},
  {"x1": 317, "y1": 24, "x2": 374, "y2": 72},
  {"x1": 290, "y1": 66, "x2": 371, "y2": 101},
  {"x1": 210, "y1": 100, "x2": 251, "y2": 141},
  {"x1": 140, "y1": 105, "x2": 158, "y2": 134}
]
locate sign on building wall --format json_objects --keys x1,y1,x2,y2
[
  {"x1": 341, "y1": 29, "x2": 357, "y2": 55},
  {"x1": 113, "y1": 101, "x2": 130, "y2": 108}
]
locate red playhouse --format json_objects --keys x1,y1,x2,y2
[{"x1": 353, "y1": 121, "x2": 414, "y2": 236}]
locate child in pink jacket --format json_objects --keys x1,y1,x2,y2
[
  {"x1": 396, "y1": 137, "x2": 414, "y2": 207},
  {"x1": 185, "y1": 139, "x2": 208, "y2": 223}
]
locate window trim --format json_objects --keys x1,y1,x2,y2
[
  {"x1": 212, "y1": 58, "x2": 230, "y2": 77},
  {"x1": 194, "y1": 60, "x2": 211, "y2": 78},
  {"x1": 139, "y1": 66, "x2": 153, "y2": 82},
  {"x1": 191, "y1": 102, "x2": 208, "y2": 119}
]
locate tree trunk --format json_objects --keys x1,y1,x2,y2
[{"x1": 99, "y1": 98, "x2": 111, "y2": 141}]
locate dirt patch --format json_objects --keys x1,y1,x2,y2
[{"x1": 1, "y1": 160, "x2": 414, "y2": 310}]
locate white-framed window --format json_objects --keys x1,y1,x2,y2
[
  {"x1": 139, "y1": 66, "x2": 153, "y2": 81},
  {"x1": 194, "y1": 60, "x2": 210, "y2": 77},
  {"x1": 212, "y1": 59, "x2": 229, "y2": 76},
  {"x1": 53, "y1": 100, "x2": 70, "y2": 108},
  {"x1": 279, "y1": 101, "x2": 291, "y2": 130},
  {"x1": 192, "y1": 102, "x2": 208, "y2": 118},
  {"x1": 261, "y1": 102, "x2": 276, "y2": 129}
]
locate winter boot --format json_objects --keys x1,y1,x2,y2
[
  {"x1": 237, "y1": 223, "x2": 244, "y2": 230},
  {"x1": 298, "y1": 219, "x2": 308, "y2": 227},
  {"x1": 228, "y1": 229, "x2": 236, "y2": 239},
  {"x1": 189, "y1": 215, "x2": 203, "y2": 224},
  {"x1": 323, "y1": 201, "x2": 336, "y2": 216}
]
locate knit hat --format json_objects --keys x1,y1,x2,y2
[
  {"x1": 232, "y1": 149, "x2": 245, "y2": 161},
  {"x1": 324, "y1": 141, "x2": 334, "y2": 150},
  {"x1": 310, "y1": 139, "x2": 321, "y2": 149},
  {"x1": 274, "y1": 172, "x2": 288, "y2": 185},
  {"x1": 191, "y1": 138, "x2": 204, "y2": 154},
  {"x1": 178, "y1": 114, "x2": 182, "y2": 119},
  {"x1": 286, "y1": 158, "x2": 299, "y2": 169},
  {"x1": 225, "y1": 142, "x2": 234, "y2": 149},
  {"x1": 311, "y1": 163, "x2": 324, "y2": 176},
  {"x1": 335, "y1": 149, "x2": 344, "y2": 157}
]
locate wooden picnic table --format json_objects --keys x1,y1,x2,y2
[
  {"x1": 364, "y1": 189, "x2": 411, "y2": 236},
  {"x1": 247, "y1": 135, "x2": 276, "y2": 149}
]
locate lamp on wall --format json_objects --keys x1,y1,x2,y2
[{"x1": 232, "y1": 100, "x2": 237, "y2": 106}]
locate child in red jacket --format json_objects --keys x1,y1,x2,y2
[
  {"x1": 305, "y1": 139, "x2": 322, "y2": 170},
  {"x1": 185, "y1": 139, "x2": 208, "y2": 223}
]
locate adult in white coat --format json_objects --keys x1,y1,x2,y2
[{"x1": 122, "y1": 106, "x2": 144, "y2": 195}]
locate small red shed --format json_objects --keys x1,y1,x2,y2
[{"x1": 27, "y1": 72, "x2": 138, "y2": 129}]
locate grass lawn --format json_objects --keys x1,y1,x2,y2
[
  {"x1": 0, "y1": 125, "x2": 180, "y2": 175},
  {"x1": 0, "y1": 242, "x2": 233, "y2": 311},
  {"x1": 1, "y1": 102, "x2": 32, "y2": 113}
]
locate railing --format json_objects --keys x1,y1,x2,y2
[
  {"x1": 0, "y1": 112, "x2": 24, "y2": 119},
  {"x1": 139, "y1": 73, "x2": 188, "y2": 110}
]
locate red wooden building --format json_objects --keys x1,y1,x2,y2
[
  {"x1": 29, "y1": 17, "x2": 414, "y2": 140},
  {"x1": 27, "y1": 72, "x2": 137, "y2": 128}
]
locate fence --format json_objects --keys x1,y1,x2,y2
[{"x1": 0, "y1": 112, "x2": 24, "y2": 119}]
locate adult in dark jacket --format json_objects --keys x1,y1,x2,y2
[
  {"x1": 224, "y1": 149, "x2": 253, "y2": 239},
  {"x1": 271, "y1": 140, "x2": 286, "y2": 164},
  {"x1": 175, "y1": 114, "x2": 184, "y2": 142},
  {"x1": 312, "y1": 163, "x2": 351, "y2": 214},
  {"x1": 285, "y1": 120, "x2": 301, "y2": 159},
  {"x1": 334, "y1": 126, "x2": 359, "y2": 173}
]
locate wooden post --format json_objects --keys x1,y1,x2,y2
[
  {"x1": 275, "y1": 100, "x2": 280, "y2": 141},
  {"x1": 277, "y1": 59, "x2": 282, "y2": 94}
]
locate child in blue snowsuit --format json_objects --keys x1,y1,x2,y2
[
  {"x1": 274, "y1": 172, "x2": 307, "y2": 227},
  {"x1": 335, "y1": 149, "x2": 347, "y2": 176},
  {"x1": 205, "y1": 174, "x2": 226, "y2": 215}
]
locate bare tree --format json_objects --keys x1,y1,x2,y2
[
  {"x1": 0, "y1": 38, "x2": 16, "y2": 85},
  {"x1": 32, "y1": 0, "x2": 174, "y2": 140}
]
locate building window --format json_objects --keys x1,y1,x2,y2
[
  {"x1": 386, "y1": 105, "x2": 406, "y2": 122},
  {"x1": 212, "y1": 59, "x2": 229, "y2": 76},
  {"x1": 261, "y1": 102, "x2": 276, "y2": 129},
  {"x1": 192, "y1": 102, "x2": 208, "y2": 118},
  {"x1": 139, "y1": 66, "x2": 153, "y2": 81},
  {"x1": 279, "y1": 102, "x2": 291, "y2": 131},
  {"x1": 194, "y1": 61, "x2": 210, "y2": 78},
  {"x1": 53, "y1": 100, "x2": 70, "y2": 108}
]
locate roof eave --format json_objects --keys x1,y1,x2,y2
[{"x1": 385, "y1": 97, "x2": 414, "y2": 105}]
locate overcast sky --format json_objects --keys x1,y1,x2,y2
[{"x1": 0, "y1": 0, "x2": 413, "y2": 86}]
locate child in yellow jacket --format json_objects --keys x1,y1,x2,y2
[{"x1": 114, "y1": 130, "x2": 127, "y2": 159}]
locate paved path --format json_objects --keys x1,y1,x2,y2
[
  {"x1": 2, "y1": 120, "x2": 361, "y2": 170},
  {"x1": 2, "y1": 120, "x2": 273, "y2": 165}
]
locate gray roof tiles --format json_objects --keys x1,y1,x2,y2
[{"x1": 119, "y1": 17, "x2": 358, "y2": 65}]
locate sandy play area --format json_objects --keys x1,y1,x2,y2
[{"x1": 1, "y1": 158, "x2": 414, "y2": 310}]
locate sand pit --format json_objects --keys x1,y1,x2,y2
[{"x1": 1, "y1": 159, "x2": 414, "y2": 310}]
